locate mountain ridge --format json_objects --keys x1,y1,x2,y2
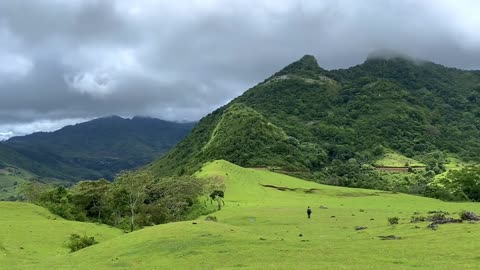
[
  {"x1": 1, "y1": 116, "x2": 195, "y2": 181},
  {"x1": 149, "y1": 54, "x2": 480, "y2": 192}
]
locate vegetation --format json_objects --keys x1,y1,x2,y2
[
  {"x1": 150, "y1": 55, "x2": 480, "y2": 197},
  {"x1": 388, "y1": 216, "x2": 400, "y2": 225},
  {"x1": 0, "y1": 201, "x2": 122, "y2": 268},
  {"x1": 20, "y1": 172, "x2": 215, "y2": 231},
  {"x1": 3, "y1": 160, "x2": 480, "y2": 269},
  {"x1": 0, "y1": 116, "x2": 193, "y2": 182},
  {"x1": 67, "y1": 233, "x2": 98, "y2": 252},
  {"x1": 2, "y1": 54, "x2": 480, "y2": 267},
  {"x1": 0, "y1": 166, "x2": 32, "y2": 201},
  {"x1": 429, "y1": 166, "x2": 480, "y2": 201},
  {"x1": 374, "y1": 151, "x2": 425, "y2": 167}
]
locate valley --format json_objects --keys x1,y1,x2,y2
[
  {"x1": 2, "y1": 2, "x2": 480, "y2": 269},
  {"x1": 2, "y1": 160, "x2": 479, "y2": 269}
]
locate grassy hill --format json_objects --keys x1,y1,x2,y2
[
  {"x1": 3, "y1": 160, "x2": 480, "y2": 269},
  {"x1": 0, "y1": 201, "x2": 122, "y2": 269},
  {"x1": 0, "y1": 166, "x2": 33, "y2": 201}
]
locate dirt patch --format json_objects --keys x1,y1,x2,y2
[
  {"x1": 337, "y1": 192, "x2": 378, "y2": 197},
  {"x1": 260, "y1": 184, "x2": 320, "y2": 194},
  {"x1": 411, "y1": 211, "x2": 463, "y2": 226},
  {"x1": 261, "y1": 184, "x2": 296, "y2": 191},
  {"x1": 378, "y1": 235, "x2": 401, "y2": 240}
]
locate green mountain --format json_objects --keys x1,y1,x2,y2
[
  {"x1": 150, "y1": 55, "x2": 480, "y2": 183},
  {"x1": 1, "y1": 116, "x2": 194, "y2": 181}
]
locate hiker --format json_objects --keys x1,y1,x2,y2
[{"x1": 307, "y1": 206, "x2": 312, "y2": 219}]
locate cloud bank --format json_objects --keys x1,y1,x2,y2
[{"x1": 1, "y1": 0, "x2": 480, "y2": 138}]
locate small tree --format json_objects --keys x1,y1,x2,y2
[
  {"x1": 204, "y1": 176, "x2": 225, "y2": 210},
  {"x1": 70, "y1": 179, "x2": 111, "y2": 220},
  {"x1": 441, "y1": 166, "x2": 480, "y2": 201},
  {"x1": 18, "y1": 181, "x2": 48, "y2": 203},
  {"x1": 209, "y1": 190, "x2": 225, "y2": 210},
  {"x1": 115, "y1": 171, "x2": 154, "y2": 232}
]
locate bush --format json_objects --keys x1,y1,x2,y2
[
  {"x1": 388, "y1": 217, "x2": 399, "y2": 225},
  {"x1": 429, "y1": 212, "x2": 446, "y2": 222},
  {"x1": 205, "y1": 215, "x2": 217, "y2": 222},
  {"x1": 459, "y1": 210, "x2": 480, "y2": 221},
  {"x1": 410, "y1": 216, "x2": 427, "y2": 223},
  {"x1": 67, "y1": 233, "x2": 98, "y2": 252}
]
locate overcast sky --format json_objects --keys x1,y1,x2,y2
[{"x1": 1, "y1": 0, "x2": 480, "y2": 140}]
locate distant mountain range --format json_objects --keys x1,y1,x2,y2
[{"x1": 0, "y1": 116, "x2": 194, "y2": 181}]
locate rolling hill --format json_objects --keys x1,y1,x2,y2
[
  {"x1": 0, "y1": 116, "x2": 194, "y2": 182},
  {"x1": 2, "y1": 160, "x2": 480, "y2": 269}
]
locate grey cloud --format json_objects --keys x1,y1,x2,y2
[{"x1": 1, "y1": 0, "x2": 480, "y2": 138}]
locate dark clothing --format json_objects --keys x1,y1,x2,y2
[{"x1": 307, "y1": 208, "x2": 312, "y2": 219}]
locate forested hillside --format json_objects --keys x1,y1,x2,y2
[
  {"x1": 0, "y1": 116, "x2": 194, "y2": 181},
  {"x1": 150, "y1": 55, "x2": 480, "y2": 196}
]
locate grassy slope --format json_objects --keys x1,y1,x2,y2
[
  {"x1": 0, "y1": 167, "x2": 33, "y2": 200},
  {"x1": 434, "y1": 156, "x2": 474, "y2": 180},
  {"x1": 0, "y1": 202, "x2": 123, "y2": 269},
  {"x1": 13, "y1": 160, "x2": 478, "y2": 270},
  {"x1": 0, "y1": 174, "x2": 27, "y2": 200},
  {"x1": 375, "y1": 151, "x2": 425, "y2": 167}
]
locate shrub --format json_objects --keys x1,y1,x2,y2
[
  {"x1": 459, "y1": 210, "x2": 480, "y2": 221},
  {"x1": 67, "y1": 233, "x2": 98, "y2": 252},
  {"x1": 428, "y1": 212, "x2": 446, "y2": 222},
  {"x1": 388, "y1": 217, "x2": 399, "y2": 225},
  {"x1": 410, "y1": 216, "x2": 427, "y2": 223},
  {"x1": 205, "y1": 215, "x2": 217, "y2": 222}
]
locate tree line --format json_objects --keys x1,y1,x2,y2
[{"x1": 20, "y1": 171, "x2": 224, "y2": 231}]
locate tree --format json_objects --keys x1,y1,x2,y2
[
  {"x1": 148, "y1": 176, "x2": 206, "y2": 222},
  {"x1": 204, "y1": 176, "x2": 226, "y2": 210},
  {"x1": 70, "y1": 179, "x2": 111, "y2": 220},
  {"x1": 441, "y1": 166, "x2": 480, "y2": 201},
  {"x1": 209, "y1": 190, "x2": 225, "y2": 210},
  {"x1": 115, "y1": 170, "x2": 154, "y2": 231},
  {"x1": 18, "y1": 181, "x2": 49, "y2": 203}
]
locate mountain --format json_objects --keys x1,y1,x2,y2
[
  {"x1": 149, "y1": 55, "x2": 480, "y2": 185},
  {"x1": 0, "y1": 143, "x2": 67, "y2": 180},
  {"x1": 1, "y1": 116, "x2": 194, "y2": 181}
]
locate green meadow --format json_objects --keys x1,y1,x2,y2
[
  {"x1": 2, "y1": 160, "x2": 480, "y2": 269},
  {"x1": 374, "y1": 151, "x2": 425, "y2": 167},
  {"x1": 0, "y1": 167, "x2": 31, "y2": 201}
]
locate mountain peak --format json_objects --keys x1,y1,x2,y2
[
  {"x1": 298, "y1": 54, "x2": 319, "y2": 65},
  {"x1": 274, "y1": 54, "x2": 325, "y2": 77}
]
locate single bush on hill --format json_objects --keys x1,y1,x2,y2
[{"x1": 67, "y1": 233, "x2": 98, "y2": 252}]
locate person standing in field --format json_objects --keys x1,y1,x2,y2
[{"x1": 307, "y1": 206, "x2": 312, "y2": 219}]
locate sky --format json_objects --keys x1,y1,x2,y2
[{"x1": 1, "y1": 0, "x2": 480, "y2": 140}]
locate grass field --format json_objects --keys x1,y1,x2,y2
[
  {"x1": 375, "y1": 151, "x2": 424, "y2": 167},
  {"x1": 0, "y1": 167, "x2": 32, "y2": 201},
  {"x1": 2, "y1": 160, "x2": 480, "y2": 269},
  {"x1": 0, "y1": 202, "x2": 123, "y2": 269}
]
